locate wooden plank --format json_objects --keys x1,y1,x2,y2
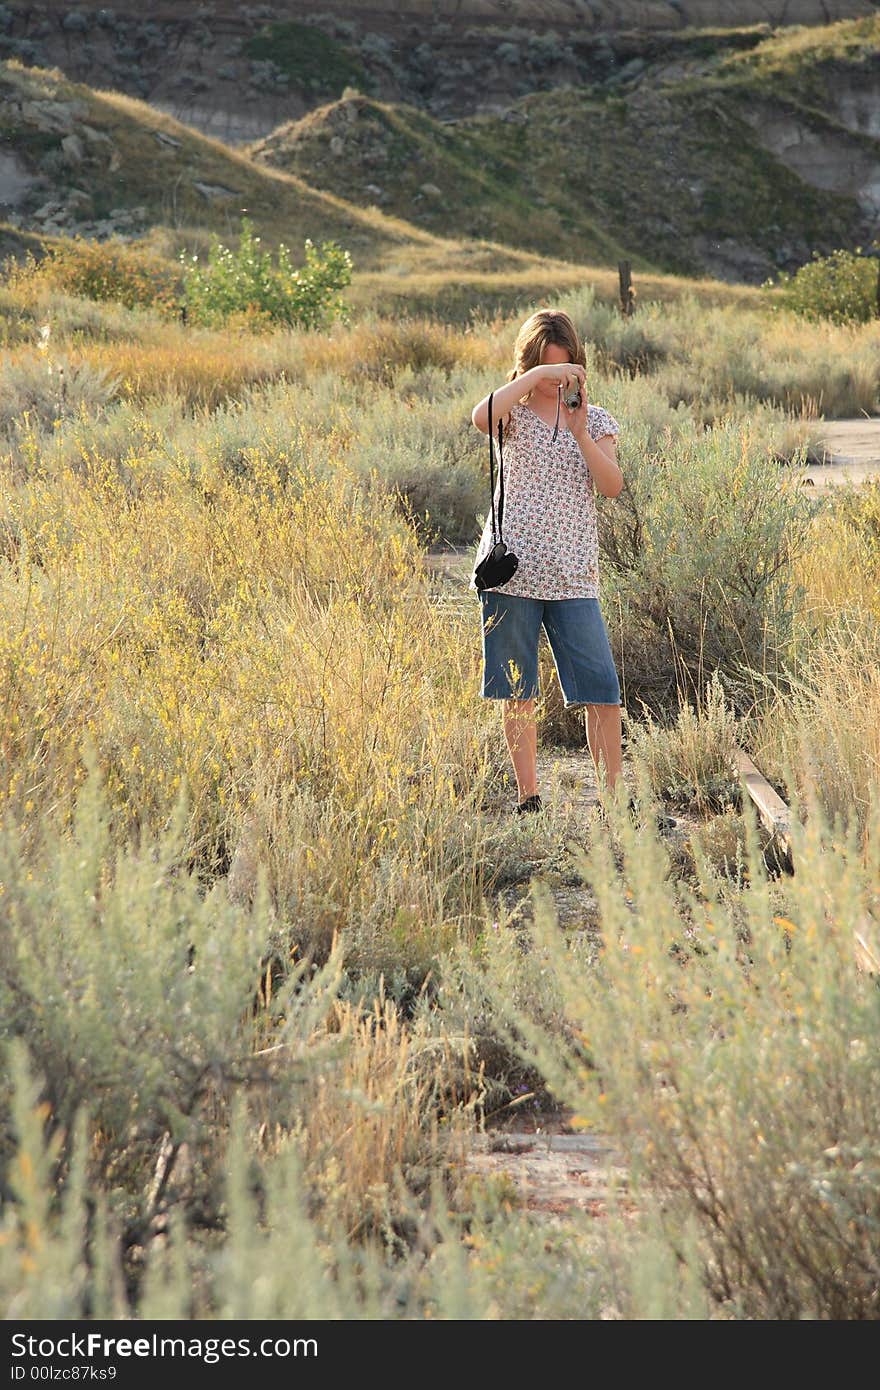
[
  {"x1": 733, "y1": 746, "x2": 878, "y2": 976},
  {"x1": 732, "y1": 747, "x2": 792, "y2": 859},
  {"x1": 854, "y1": 925, "x2": 880, "y2": 977}
]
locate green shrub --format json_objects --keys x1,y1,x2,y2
[
  {"x1": 180, "y1": 217, "x2": 352, "y2": 330},
  {"x1": 0, "y1": 739, "x2": 291, "y2": 1208},
  {"x1": 0, "y1": 1042, "x2": 477, "y2": 1319},
  {"x1": 245, "y1": 20, "x2": 368, "y2": 95},
  {"x1": 765, "y1": 247, "x2": 880, "y2": 326},
  {"x1": 0, "y1": 751, "x2": 487, "y2": 1317}
]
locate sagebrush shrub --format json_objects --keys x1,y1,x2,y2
[
  {"x1": 460, "y1": 770, "x2": 880, "y2": 1319},
  {"x1": 5, "y1": 239, "x2": 181, "y2": 315},
  {"x1": 597, "y1": 412, "x2": 813, "y2": 714},
  {"x1": 0, "y1": 1045, "x2": 494, "y2": 1320},
  {"x1": 629, "y1": 671, "x2": 743, "y2": 813},
  {"x1": 0, "y1": 344, "x2": 120, "y2": 435}
]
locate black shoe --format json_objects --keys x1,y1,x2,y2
[
  {"x1": 596, "y1": 797, "x2": 676, "y2": 832},
  {"x1": 515, "y1": 794, "x2": 544, "y2": 815}
]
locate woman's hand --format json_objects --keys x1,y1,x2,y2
[
  {"x1": 535, "y1": 362, "x2": 585, "y2": 392},
  {"x1": 562, "y1": 381, "x2": 590, "y2": 437}
]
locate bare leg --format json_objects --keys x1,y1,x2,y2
[
  {"x1": 503, "y1": 698, "x2": 538, "y2": 801},
  {"x1": 585, "y1": 702, "x2": 623, "y2": 794}
]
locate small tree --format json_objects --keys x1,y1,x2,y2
[
  {"x1": 180, "y1": 217, "x2": 352, "y2": 330},
  {"x1": 764, "y1": 245, "x2": 880, "y2": 325}
]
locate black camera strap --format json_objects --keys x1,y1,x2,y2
[
  {"x1": 487, "y1": 390, "x2": 506, "y2": 548},
  {"x1": 551, "y1": 383, "x2": 562, "y2": 442}
]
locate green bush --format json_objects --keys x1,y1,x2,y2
[
  {"x1": 0, "y1": 749, "x2": 489, "y2": 1319},
  {"x1": 0, "y1": 739, "x2": 292, "y2": 1209},
  {"x1": 2, "y1": 1040, "x2": 568, "y2": 1320},
  {"x1": 180, "y1": 217, "x2": 352, "y2": 330},
  {"x1": 765, "y1": 247, "x2": 880, "y2": 325},
  {"x1": 245, "y1": 20, "x2": 368, "y2": 95}
]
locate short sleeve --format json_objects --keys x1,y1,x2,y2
[
  {"x1": 588, "y1": 405, "x2": 620, "y2": 441},
  {"x1": 502, "y1": 401, "x2": 520, "y2": 438}
]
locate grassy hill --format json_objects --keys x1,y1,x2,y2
[
  {"x1": 249, "y1": 14, "x2": 880, "y2": 283},
  {"x1": 0, "y1": 56, "x2": 771, "y2": 320},
  {"x1": 0, "y1": 58, "x2": 579, "y2": 290},
  {"x1": 248, "y1": 85, "x2": 858, "y2": 283},
  {"x1": 0, "y1": 58, "x2": 441, "y2": 271}
]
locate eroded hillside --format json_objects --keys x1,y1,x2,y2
[
  {"x1": 1, "y1": 2, "x2": 876, "y2": 139},
  {"x1": 1, "y1": 5, "x2": 877, "y2": 286},
  {"x1": 249, "y1": 17, "x2": 880, "y2": 282}
]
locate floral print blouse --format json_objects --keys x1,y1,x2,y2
[{"x1": 471, "y1": 401, "x2": 621, "y2": 600}]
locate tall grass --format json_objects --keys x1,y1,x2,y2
[
  {"x1": 750, "y1": 481, "x2": 880, "y2": 841},
  {"x1": 629, "y1": 671, "x2": 743, "y2": 813},
  {"x1": 3, "y1": 282, "x2": 880, "y2": 1319},
  {"x1": 457, "y1": 766, "x2": 880, "y2": 1318},
  {"x1": 557, "y1": 284, "x2": 880, "y2": 418},
  {"x1": 0, "y1": 442, "x2": 507, "y2": 966}
]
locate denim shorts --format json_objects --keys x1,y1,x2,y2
[{"x1": 479, "y1": 591, "x2": 621, "y2": 706}]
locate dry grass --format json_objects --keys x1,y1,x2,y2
[
  {"x1": 261, "y1": 990, "x2": 479, "y2": 1242},
  {"x1": 748, "y1": 483, "x2": 880, "y2": 842},
  {"x1": 350, "y1": 265, "x2": 766, "y2": 321},
  {"x1": 0, "y1": 434, "x2": 505, "y2": 964},
  {"x1": 629, "y1": 673, "x2": 742, "y2": 814},
  {"x1": 755, "y1": 619, "x2": 880, "y2": 844}
]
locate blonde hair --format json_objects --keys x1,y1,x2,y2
[{"x1": 507, "y1": 309, "x2": 586, "y2": 398}]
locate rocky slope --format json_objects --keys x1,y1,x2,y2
[{"x1": 1, "y1": 3, "x2": 876, "y2": 141}]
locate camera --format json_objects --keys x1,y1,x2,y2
[
  {"x1": 473, "y1": 540, "x2": 518, "y2": 592},
  {"x1": 562, "y1": 383, "x2": 582, "y2": 410}
]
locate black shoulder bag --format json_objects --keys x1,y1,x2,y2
[{"x1": 473, "y1": 391, "x2": 519, "y2": 592}]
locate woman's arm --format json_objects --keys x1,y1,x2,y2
[
  {"x1": 562, "y1": 394, "x2": 623, "y2": 498},
  {"x1": 471, "y1": 363, "x2": 585, "y2": 433},
  {"x1": 573, "y1": 432, "x2": 624, "y2": 498}
]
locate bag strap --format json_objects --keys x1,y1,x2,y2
[{"x1": 487, "y1": 390, "x2": 505, "y2": 546}]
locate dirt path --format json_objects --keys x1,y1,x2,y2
[
  {"x1": 462, "y1": 1125, "x2": 630, "y2": 1219},
  {"x1": 424, "y1": 547, "x2": 693, "y2": 1216},
  {"x1": 803, "y1": 417, "x2": 880, "y2": 489}
]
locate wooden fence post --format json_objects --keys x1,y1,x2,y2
[{"x1": 618, "y1": 260, "x2": 635, "y2": 317}]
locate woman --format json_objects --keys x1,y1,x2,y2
[{"x1": 470, "y1": 307, "x2": 625, "y2": 815}]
